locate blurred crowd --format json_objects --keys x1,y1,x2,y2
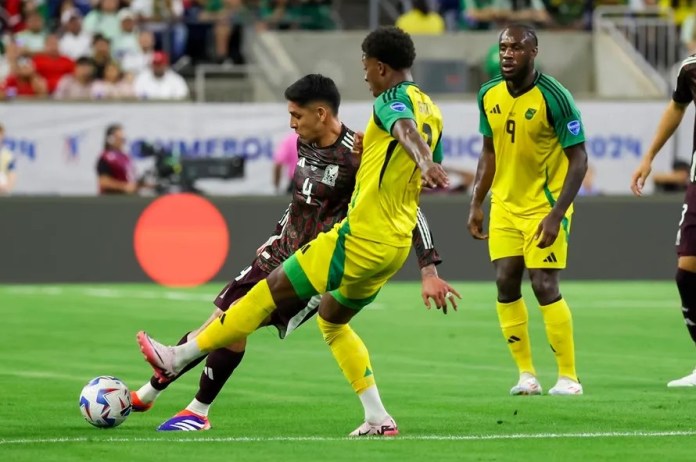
[
  {"x1": 397, "y1": 1, "x2": 695, "y2": 39},
  {"x1": 0, "y1": 0, "x2": 337, "y2": 101},
  {"x1": 396, "y1": 0, "x2": 696, "y2": 80}
]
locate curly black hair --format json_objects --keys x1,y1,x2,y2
[
  {"x1": 284, "y1": 74, "x2": 341, "y2": 115},
  {"x1": 361, "y1": 26, "x2": 416, "y2": 71}
]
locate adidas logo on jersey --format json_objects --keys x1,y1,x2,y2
[
  {"x1": 489, "y1": 104, "x2": 502, "y2": 114},
  {"x1": 543, "y1": 253, "x2": 558, "y2": 263}
]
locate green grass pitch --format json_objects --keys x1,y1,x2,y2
[{"x1": 1, "y1": 281, "x2": 694, "y2": 461}]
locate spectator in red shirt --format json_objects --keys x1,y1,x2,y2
[
  {"x1": 33, "y1": 34, "x2": 75, "y2": 94},
  {"x1": 5, "y1": 0, "x2": 25, "y2": 33},
  {"x1": 96, "y1": 124, "x2": 141, "y2": 195},
  {"x1": 0, "y1": 55, "x2": 48, "y2": 99}
]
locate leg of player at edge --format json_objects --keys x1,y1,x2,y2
[
  {"x1": 668, "y1": 256, "x2": 696, "y2": 387},
  {"x1": 137, "y1": 264, "x2": 399, "y2": 436},
  {"x1": 629, "y1": 56, "x2": 696, "y2": 387}
]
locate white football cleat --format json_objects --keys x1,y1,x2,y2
[
  {"x1": 549, "y1": 377, "x2": 583, "y2": 395},
  {"x1": 136, "y1": 331, "x2": 179, "y2": 383},
  {"x1": 510, "y1": 372, "x2": 542, "y2": 396},
  {"x1": 667, "y1": 368, "x2": 696, "y2": 387},
  {"x1": 349, "y1": 416, "x2": 399, "y2": 437}
]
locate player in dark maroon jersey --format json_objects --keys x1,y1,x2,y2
[
  {"x1": 631, "y1": 54, "x2": 696, "y2": 387},
  {"x1": 131, "y1": 74, "x2": 459, "y2": 431},
  {"x1": 96, "y1": 124, "x2": 140, "y2": 195}
]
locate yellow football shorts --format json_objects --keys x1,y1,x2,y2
[
  {"x1": 488, "y1": 204, "x2": 571, "y2": 269},
  {"x1": 282, "y1": 221, "x2": 410, "y2": 310}
]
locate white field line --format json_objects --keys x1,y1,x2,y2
[
  {"x1": 0, "y1": 286, "x2": 673, "y2": 309},
  {"x1": 1, "y1": 431, "x2": 695, "y2": 445},
  {"x1": 1, "y1": 286, "x2": 212, "y2": 302}
]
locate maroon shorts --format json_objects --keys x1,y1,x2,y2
[
  {"x1": 677, "y1": 184, "x2": 696, "y2": 257},
  {"x1": 213, "y1": 259, "x2": 318, "y2": 338}
]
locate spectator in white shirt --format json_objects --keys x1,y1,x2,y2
[
  {"x1": 130, "y1": 0, "x2": 187, "y2": 61},
  {"x1": 59, "y1": 10, "x2": 92, "y2": 60},
  {"x1": 121, "y1": 31, "x2": 155, "y2": 76},
  {"x1": 134, "y1": 51, "x2": 189, "y2": 100},
  {"x1": 15, "y1": 11, "x2": 47, "y2": 55},
  {"x1": 83, "y1": 0, "x2": 122, "y2": 41},
  {"x1": 112, "y1": 9, "x2": 141, "y2": 63}
]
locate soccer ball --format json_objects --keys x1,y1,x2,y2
[{"x1": 79, "y1": 376, "x2": 132, "y2": 428}]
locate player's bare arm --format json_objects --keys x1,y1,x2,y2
[
  {"x1": 411, "y1": 207, "x2": 460, "y2": 313},
  {"x1": 631, "y1": 100, "x2": 689, "y2": 196},
  {"x1": 391, "y1": 118, "x2": 449, "y2": 189},
  {"x1": 534, "y1": 143, "x2": 588, "y2": 249},
  {"x1": 468, "y1": 136, "x2": 496, "y2": 240}
]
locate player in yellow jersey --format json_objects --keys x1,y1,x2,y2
[
  {"x1": 467, "y1": 24, "x2": 588, "y2": 396},
  {"x1": 136, "y1": 26, "x2": 457, "y2": 435}
]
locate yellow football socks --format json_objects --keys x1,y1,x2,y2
[
  {"x1": 317, "y1": 316, "x2": 375, "y2": 394},
  {"x1": 540, "y1": 297, "x2": 577, "y2": 382},
  {"x1": 497, "y1": 298, "x2": 536, "y2": 376},
  {"x1": 196, "y1": 279, "x2": 276, "y2": 352}
]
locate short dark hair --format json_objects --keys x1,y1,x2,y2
[
  {"x1": 413, "y1": 0, "x2": 430, "y2": 14},
  {"x1": 501, "y1": 23, "x2": 538, "y2": 47},
  {"x1": 361, "y1": 26, "x2": 416, "y2": 71},
  {"x1": 284, "y1": 74, "x2": 341, "y2": 115},
  {"x1": 104, "y1": 123, "x2": 122, "y2": 149},
  {"x1": 92, "y1": 33, "x2": 110, "y2": 45},
  {"x1": 76, "y1": 56, "x2": 94, "y2": 67}
]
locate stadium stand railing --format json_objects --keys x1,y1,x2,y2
[
  {"x1": 193, "y1": 64, "x2": 257, "y2": 103},
  {"x1": 368, "y1": 0, "x2": 402, "y2": 30},
  {"x1": 593, "y1": 5, "x2": 679, "y2": 96}
]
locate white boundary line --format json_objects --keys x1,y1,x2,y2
[
  {"x1": 1, "y1": 431, "x2": 695, "y2": 445},
  {"x1": 1, "y1": 285, "x2": 675, "y2": 307}
]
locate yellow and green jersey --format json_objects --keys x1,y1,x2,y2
[
  {"x1": 478, "y1": 73, "x2": 585, "y2": 218},
  {"x1": 346, "y1": 82, "x2": 443, "y2": 247}
]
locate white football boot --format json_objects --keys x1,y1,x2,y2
[
  {"x1": 136, "y1": 331, "x2": 180, "y2": 382},
  {"x1": 349, "y1": 416, "x2": 399, "y2": 437},
  {"x1": 667, "y1": 368, "x2": 696, "y2": 387},
  {"x1": 509, "y1": 372, "x2": 543, "y2": 396},
  {"x1": 549, "y1": 377, "x2": 583, "y2": 395}
]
